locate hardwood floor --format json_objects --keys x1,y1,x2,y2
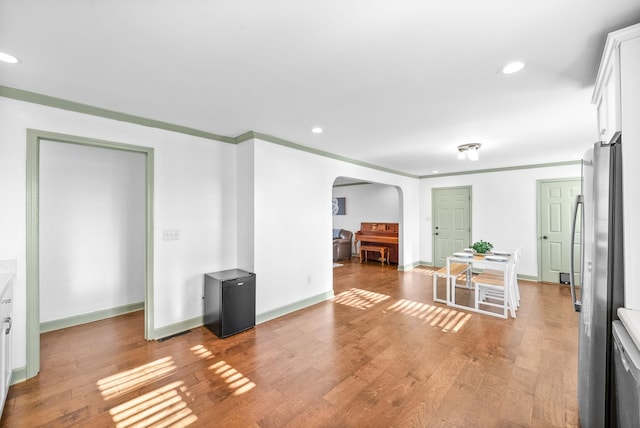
[{"x1": 1, "y1": 261, "x2": 579, "y2": 427}]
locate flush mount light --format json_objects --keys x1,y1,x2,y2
[
  {"x1": 500, "y1": 61, "x2": 525, "y2": 75},
  {"x1": 457, "y1": 143, "x2": 481, "y2": 161},
  {"x1": 0, "y1": 51, "x2": 20, "y2": 64},
  {"x1": 311, "y1": 127, "x2": 323, "y2": 134}
]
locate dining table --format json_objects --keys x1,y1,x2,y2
[{"x1": 445, "y1": 251, "x2": 515, "y2": 317}]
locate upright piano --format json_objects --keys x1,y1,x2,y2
[{"x1": 355, "y1": 222, "x2": 399, "y2": 264}]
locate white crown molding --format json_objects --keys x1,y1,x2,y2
[{"x1": 592, "y1": 23, "x2": 640, "y2": 104}]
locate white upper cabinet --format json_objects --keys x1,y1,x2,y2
[
  {"x1": 593, "y1": 34, "x2": 622, "y2": 144},
  {"x1": 593, "y1": 23, "x2": 640, "y2": 309}
]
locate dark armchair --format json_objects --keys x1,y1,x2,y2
[{"x1": 333, "y1": 229, "x2": 353, "y2": 261}]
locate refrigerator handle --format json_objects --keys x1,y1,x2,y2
[{"x1": 569, "y1": 194, "x2": 583, "y2": 312}]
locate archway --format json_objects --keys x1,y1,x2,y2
[{"x1": 331, "y1": 176, "x2": 403, "y2": 272}]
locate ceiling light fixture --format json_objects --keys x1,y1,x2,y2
[
  {"x1": 500, "y1": 61, "x2": 525, "y2": 75},
  {"x1": 0, "y1": 51, "x2": 20, "y2": 64},
  {"x1": 457, "y1": 143, "x2": 481, "y2": 161},
  {"x1": 311, "y1": 127, "x2": 323, "y2": 134}
]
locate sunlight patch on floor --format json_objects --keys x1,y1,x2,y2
[
  {"x1": 209, "y1": 360, "x2": 256, "y2": 396},
  {"x1": 191, "y1": 344, "x2": 214, "y2": 359},
  {"x1": 97, "y1": 358, "x2": 198, "y2": 427},
  {"x1": 108, "y1": 381, "x2": 198, "y2": 428},
  {"x1": 192, "y1": 344, "x2": 257, "y2": 395},
  {"x1": 97, "y1": 356, "x2": 177, "y2": 400},
  {"x1": 332, "y1": 288, "x2": 391, "y2": 309},
  {"x1": 411, "y1": 268, "x2": 436, "y2": 276},
  {"x1": 387, "y1": 299, "x2": 472, "y2": 332}
]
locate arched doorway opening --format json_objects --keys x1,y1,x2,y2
[{"x1": 331, "y1": 176, "x2": 403, "y2": 290}]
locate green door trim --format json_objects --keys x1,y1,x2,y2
[
  {"x1": 535, "y1": 177, "x2": 581, "y2": 282},
  {"x1": 431, "y1": 185, "x2": 472, "y2": 266},
  {"x1": 25, "y1": 129, "x2": 155, "y2": 380}
]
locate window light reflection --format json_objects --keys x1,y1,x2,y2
[
  {"x1": 108, "y1": 381, "x2": 198, "y2": 428},
  {"x1": 209, "y1": 360, "x2": 256, "y2": 396},
  {"x1": 97, "y1": 356, "x2": 177, "y2": 399},
  {"x1": 191, "y1": 344, "x2": 214, "y2": 359},
  {"x1": 192, "y1": 344, "x2": 257, "y2": 396},
  {"x1": 387, "y1": 299, "x2": 472, "y2": 332},
  {"x1": 332, "y1": 288, "x2": 391, "y2": 309}
]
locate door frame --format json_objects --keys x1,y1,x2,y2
[
  {"x1": 535, "y1": 177, "x2": 581, "y2": 282},
  {"x1": 25, "y1": 129, "x2": 155, "y2": 380},
  {"x1": 431, "y1": 185, "x2": 472, "y2": 267}
]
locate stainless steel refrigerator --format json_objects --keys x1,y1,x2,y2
[{"x1": 570, "y1": 131, "x2": 624, "y2": 427}]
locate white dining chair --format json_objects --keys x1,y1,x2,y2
[
  {"x1": 432, "y1": 262, "x2": 472, "y2": 304},
  {"x1": 472, "y1": 249, "x2": 520, "y2": 318}
]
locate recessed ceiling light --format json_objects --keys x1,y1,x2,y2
[
  {"x1": 500, "y1": 61, "x2": 525, "y2": 75},
  {"x1": 432, "y1": 170, "x2": 439, "y2": 174},
  {"x1": 0, "y1": 51, "x2": 20, "y2": 64},
  {"x1": 311, "y1": 127, "x2": 323, "y2": 134}
]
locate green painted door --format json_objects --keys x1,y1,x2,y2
[
  {"x1": 539, "y1": 179, "x2": 581, "y2": 283},
  {"x1": 433, "y1": 187, "x2": 471, "y2": 268}
]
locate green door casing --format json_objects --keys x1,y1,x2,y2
[
  {"x1": 538, "y1": 179, "x2": 581, "y2": 283},
  {"x1": 433, "y1": 187, "x2": 471, "y2": 268}
]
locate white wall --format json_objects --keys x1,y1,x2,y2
[
  {"x1": 251, "y1": 138, "x2": 421, "y2": 316},
  {"x1": 420, "y1": 164, "x2": 581, "y2": 277},
  {"x1": 332, "y1": 183, "x2": 401, "y2": 253},
  {"x1": 39, "y1": 140, "x2": 146, "y2": 322},
  {"x1": 0, "y1": 97, "x2": 423, "y2": 374},
  {"x1": 0, "y1": 97, "x2": 238, "y2": 370}
]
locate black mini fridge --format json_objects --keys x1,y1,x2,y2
[{"x1": 204, "y1": 269, "x2": 256, "y2": 338}]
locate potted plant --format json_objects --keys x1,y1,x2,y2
[{"x1": 471, "y1": 240, "x2": 493, "y2": 254}]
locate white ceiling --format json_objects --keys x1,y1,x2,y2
[{"x1": 1, "y1": 1, "x2": 639, "y2": 176}]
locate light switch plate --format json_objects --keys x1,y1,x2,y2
[{"x1": 163, "y1": 229, "x2": 180, "y2": 241}]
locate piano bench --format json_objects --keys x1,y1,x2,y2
[{"x1": 359, "y1": 245, "x2": 389, "y2": 265}]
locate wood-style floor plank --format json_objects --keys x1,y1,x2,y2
[{"x1": 0, "y1": 261, "x2": 579, "y2": 427}]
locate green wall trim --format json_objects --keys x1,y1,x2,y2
[
  {"x1": 420, "y1": 160, "x2": 581, "y2": 179},
  {"x1": 417, "y1": 261, "x2": 435, "y2": 267},
  {"x1": 10, "y1": 367, "x2": 27, "y2": 386},
  {"x1": 152, "y1": 316, "x2": 204, "y2": 341},
  {"x1": 28, "y1": 129, "x2": 158, "y2": 154},
  {"x1": 25, "y1": 129, "x2": 155, "y2": 381},
  {"x1": 333, "y1": 182, "x2": 372, "y2": 188},
  {"x1": 25, "y1": 131, "x2": 40, "y2": 381},
  {"x1": 0, "y1": 85, "x2": 236, "y2": 144},
  {"x1": 256, "y1": 290, "x2": 335, "y2": 325},
  {"x1": 398, "y1": 261, "x2": 422, "y2": 271},
  {"x1": 2, "y1": 85, "x2": 581, "y2": 180},
  {"x1": 40, "y1": 302, "x2": 144, "y2": 333},
  {"x1": 237, "y1": 131, "x2": 420, "y2": 179},
  {"x1": 2, "y1": 86, "x2": 415, "y2": 179}
]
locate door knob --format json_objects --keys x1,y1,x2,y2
[
  {"x1": 435, "y1": 233, "x2": 439, "y2": 236},
  {"x1": 543, "y1": 236, "x2": 548, "y2": 239}
]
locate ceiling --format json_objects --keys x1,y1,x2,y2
[{"x1": 1, "y1": 1, "x2": 640, "y2": 176}]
